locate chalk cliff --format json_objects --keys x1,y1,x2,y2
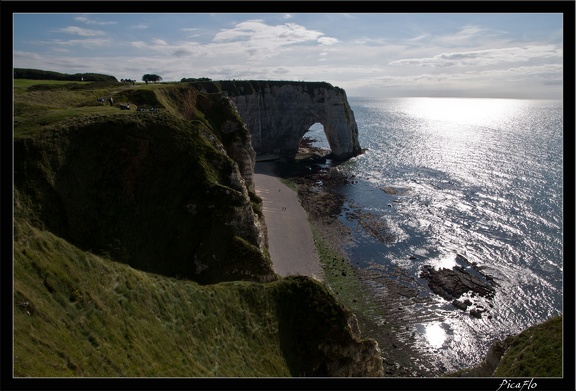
[{"x1": 188, "y1": 81, "x2": 363, "y2": 160}]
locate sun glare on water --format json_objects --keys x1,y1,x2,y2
[
  {"x1": 402, "y1": 97, "x2": 528, "y2": 128},
  {"x1": 424, "y1": 322, "x2": 448, "y2": 349}
]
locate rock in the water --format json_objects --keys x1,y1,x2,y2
[
  {"x1": 420, "y1": 262, "x2": 496, "y2": 302},
  {"x1": 470, "y1": 308, "x2": 487, "y2": 319},
  {"x1": 452, "y1": 299, "x2": 470, "y2": 311}
]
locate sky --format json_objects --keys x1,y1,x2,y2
[{"x1": 12, "y1": 12, "x2": 565, "y2": 99}]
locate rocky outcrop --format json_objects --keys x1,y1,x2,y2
[
  {"x1": 317, "y1": 314, "x2": 385, "y2": 377},
  {"x1": 276, "y1": 276, "x2": 384, "y2": 377},
  {"x1": 188, "y1": 81, "x2": 362, "y2": 160},
  {"x1": 420, "y1": 254, "x2": 496, "y2": 318},
  {"x1": 420, "y1": 264, "x2": 496, "y2": 301}
]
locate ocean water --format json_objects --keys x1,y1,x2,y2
[{"x1": 308, "y1": 97, "x2": 564, "y2": 372}]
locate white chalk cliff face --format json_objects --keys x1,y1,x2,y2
[{"x1": 230, "y1": 82, "x2": 362, "y2": 160}]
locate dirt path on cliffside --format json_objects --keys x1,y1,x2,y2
[{"x1": 254, "y1": 162, "x2": 324, "y2": 281}]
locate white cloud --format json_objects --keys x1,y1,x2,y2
[
  {"x1": 129, "y1": 39, "x2": 202, "y2": 58},
  {"x1": 56, "y1": 26, "x2": 107, "y2": 37},
  {"x1": 318, "y1": 37, "x2": 338, "y2": 46},
  {"x1": 131, "y1": 24, "x2": 148, "y2": 29},
  {"x1": 31, "y1": 37, "x2": 113, "y2": 47},
  {"x1": 431, "y1": 24, "x2": 490, "y2": 47},
  {"x1": 130, "y1": 41, "x2": 148, "y2": 49},
  {"x1": 457, "y1": 25, "x2": 485, "y2": 37},
  {"x1": 213, "y1": 20, "x2": 323, "y2": 46},
  {"x1": 13, "y1": 16, "x2": 563, "y2": 99},
  {"x1": 367, "y1": 63, "x2": 563, "y2": 95},
  {"x1": 389, "y1": 45, "x2": 562, "y2": 67},
  {"x1": 49, "y1": 47, "x2": 71, "y2": 53},
  {"x1": 74, "y1": 16, "x2": 117, "y2": 25}
]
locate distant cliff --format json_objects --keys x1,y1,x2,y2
[{"x1": 187, "y1": 80, "x2": 363, "y2": 160}]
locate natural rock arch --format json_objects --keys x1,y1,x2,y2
[
  {"x1": 300, "y1": 123, "x2": 330, "y2": 150},
  {"x1": 227, "y1": 81, "x2": 362, "y2": 161}
]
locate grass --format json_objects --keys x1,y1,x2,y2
[
  {"x1": 13, "y1": 80, "x2": 234, "y2": 137},
  {"x1": 14, "y1": 110, "x2": 273, "y2": 283},
  {"x1": 14, "y1": 215, "x2": 366, "y2": 377},
  {"x1": 493, "y1": 315, "x2": 563, "y2": 377},
  {"x1": 14, "y1": 79, "x2": 276, "y2": 284},
  {"x1": 13, "y1": 79, "x2": 91, "y2": 88},
  {"x1": 311, "y1": 224, "x2": 371, "y2": 313},
  {"x1": 14, "y1": 217, "x2": 291, "y2": 377},
  {"x1": 14, "y1": 80, "x2": 137, "y2": 137}
]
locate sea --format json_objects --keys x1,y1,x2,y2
[{"x1": 306, "y1": 97, "x2": 564, "y2": 373}]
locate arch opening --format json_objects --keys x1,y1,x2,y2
[{"x1": 297, "y1": 122, "x2": 331, "y2": 162}]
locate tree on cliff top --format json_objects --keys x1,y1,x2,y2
[{"x1": 142, "y1": 74, "x2": 163, "y2": 84}]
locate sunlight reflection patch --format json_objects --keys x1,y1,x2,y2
[{"x1": 425, "y1": 322, "x2": 447, "y2": 349}]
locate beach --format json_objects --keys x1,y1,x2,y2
[{"x1": 253, "y1": 162, "x2": 325, "y2": 281}]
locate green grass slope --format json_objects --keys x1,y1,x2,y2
[
  {"x1": 14, "y1": 219, "x2": 362, "y2": 377},
  {"x1": 493, "y1": 315, "x2": 563, "y2": 377},
  {"x1": 14, "y1": 216, "x2": 381, "y2": 377},
  {"x1": 447, "y1": 315, "x2": 563, "y2": 378},
  {"x1": 14, "y1": 218, "x2": 290, "y2": 377}
]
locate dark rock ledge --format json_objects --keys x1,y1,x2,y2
[{"x1": 420, "y1": 254, "x2": 497, "y2": 318}]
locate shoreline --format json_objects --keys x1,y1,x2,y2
[{"x1": 258, "y1": 159, "x2": 443, "y2": 377}]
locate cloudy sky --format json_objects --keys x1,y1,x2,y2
[{"x1": 13, "y1": 12, "x2": 564, "y2": 98}]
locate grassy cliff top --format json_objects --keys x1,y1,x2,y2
[{"x1": 14, "y1": 80, "x2": 201, "y2": 137}]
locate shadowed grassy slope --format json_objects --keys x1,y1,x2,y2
[
  {"x1": 446, "y1": 314, "x2": 563, "y2": 378},
  {"x1": 14, "y1": 81, "x2": 274, "y2": 284}
]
